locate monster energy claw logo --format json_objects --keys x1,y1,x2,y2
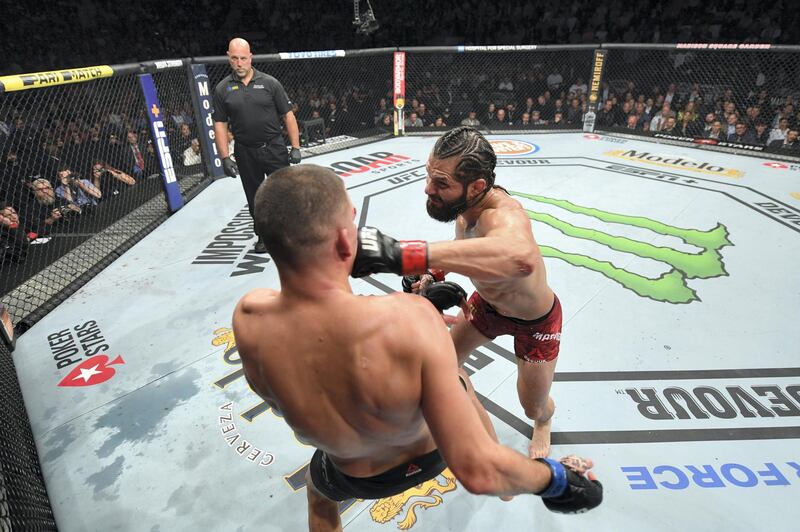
[{"x1": 511, "y1": 192, "x2": 732, "y2": 304}]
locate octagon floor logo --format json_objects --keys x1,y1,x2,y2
[
  {"x1": 512, "y1": 192, "x2": 732, "y2": 304},
  {"x1": 490, "y1": 139, "x2": 540, "y2": 156}
]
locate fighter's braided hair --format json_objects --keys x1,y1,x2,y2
[{"x1": 432, "y1": 126, "x2": 497, "y2": 189}]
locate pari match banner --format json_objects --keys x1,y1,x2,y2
[{"x1": 0, "y1": 65, "x2": 114, "y2": 93}]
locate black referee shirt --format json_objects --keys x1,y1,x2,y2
[{"x1": 212, "y1": 69, "x2": 292, "y2": 146}]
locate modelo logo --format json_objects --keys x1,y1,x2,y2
[
  {"x1": 153, "y1": 120, "x2": 177, "y2": 184},
  {"x1": 490, "y1": 139, "x2": 540, "y2": 156},
  {"x1": 606, "y1": 149, "x2": 744, "y2": 178}
]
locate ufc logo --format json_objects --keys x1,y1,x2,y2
[{"x1": 359, "y1": 227, "x2": 380, "y2": 252}]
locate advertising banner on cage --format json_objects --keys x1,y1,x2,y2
[
  {"x1": 190, "y1": 64, "x2": 225, "y2": 179},
  {"x1": 588, "y1": 49, "x2": 607, "y2": 111},
  {"x1": 138, "y1": 73, "x2": 184, "y2": 213},
  {"x1": 393, "y1": 51, "x2": 406, "y2": 136}
]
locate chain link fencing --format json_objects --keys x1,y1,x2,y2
[
  {"x1": 1, "y1": 43, "x2": 799, "y2": 529},
  {"x1": 201, "y1": 49, "x2": 395, "y2": 151},
  {"x1": 0, "y1": 63, "x2": 209, "y2": 332},
  {"x1": 596, "y1": 44, "x2": 800, "y2": 158},
  {"x1": 400, "y1": 45, "x2": 597, "y2": 133}
]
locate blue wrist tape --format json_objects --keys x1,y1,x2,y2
[{"x1": 536, "y1": 458, "x2": 568, "y2": 498}]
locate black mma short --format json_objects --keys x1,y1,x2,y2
[{"x1": 308, "y1": 448, "x2": 447, "y2": 501}]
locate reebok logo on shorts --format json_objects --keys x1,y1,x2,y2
[
  {"x1": 405, "y1": 463, "x2": 421, "y2": 477},
  {"x1": 532, "y1": 332, "x2": 561, "y2": 341}
]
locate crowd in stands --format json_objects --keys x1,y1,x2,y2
[
  {"x1": 0, "y1": 98, "x2": 209, "y2": 267},
  {"x1": 3, "y1": 0, "x2": 800, "y2": 267},
  {"x1": 1, "y1": 0, "x2": 799, "y2": 75}
]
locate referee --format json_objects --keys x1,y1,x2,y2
[{"x1": 213, "y1": 37, "x2": 301, "y2": 254}]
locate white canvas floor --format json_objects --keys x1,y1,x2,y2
[{"x1": 12, "y1": 132, "x2": 800, "y2": 531}]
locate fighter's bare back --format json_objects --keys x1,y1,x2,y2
[{"x1": 233, "y1": 288, "x2": 444, "y2": 478}]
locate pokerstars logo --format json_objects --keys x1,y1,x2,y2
[
  {"x1": 47, "y1": 320, "x2": 125, "y2": 387},
  {"x1": 490, "y1": 139, "x2": 540, "y2": 156},
  {"x1": 762, "y1": 161, "x2": 800, "y2": 172},
  {"x1": 328, "y1": 151, "x2": 415, "y2": 178}
]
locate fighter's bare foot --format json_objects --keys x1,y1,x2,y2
[
  {"x1": 528, "y1": 416, "x2": 552, "y2": 459},
  {"x1": 499, "y1": 494, "x2": 514, "y2": 502}
]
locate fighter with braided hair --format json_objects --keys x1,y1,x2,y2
[{"x1": 353, "y1": 126, "x2": 565, "y2": 460}]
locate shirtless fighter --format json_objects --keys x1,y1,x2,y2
[
  {"x1": 352, "y1": 126, "x2": 561, "y2": 459},
  {"x1": 233, "y1": 164, "x2": 601, "y2": 531}
]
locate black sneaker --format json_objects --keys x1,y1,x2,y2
[{"x1": 254, "y1": 238, "x2": 268, "y2": 254}]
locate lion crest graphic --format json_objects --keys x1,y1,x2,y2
[{"x1": 369, "y1": 468, "x2": 457, "y2": 529}]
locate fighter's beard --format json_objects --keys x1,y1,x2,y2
[{"x1": 426, "y1": 187, "x2": 490, "y2": 223}]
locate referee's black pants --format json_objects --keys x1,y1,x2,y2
[{"x1": 234, "y1": 139, "x2": 289, "y2": 219}]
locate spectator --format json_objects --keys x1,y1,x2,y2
[
  {"x1": 649, "y1": 103, "x2": 674, "y2": 132},
  {"x1": 404, "y1": 111, "x2": 423, "y2": 128},
  {"x1": 596, "y1": 100, "x2": 616, "y2": 128},
  {"x1": 769, "y1": 129, "x2": 799, "y2": 150},
  {"x1": 702, "y1": 112, "x2": 717, "y2": 133},
  {"x1": 0, "y1": 201, "x2": 29, "y2": 264},
  {"x1": 18, "y1": 178, "x2": 75, "y2": 237},
  {"x1": 706, "y1": 120, "x2": 724, "y2": 141},
  {"x1": 530, "y1": 110, "x2": 546, "y2": 125},
  {"x1": 90, "y1": 161, "x2": 135, "y2": 199},
  {"x1": 569, "y1": 77, "x2": 588, "y2": 96},
  {"x1": 484, "y1": 103, "x2": 496, "y2": 124},
  {"x1": 488, "y1": 108, "x2": 508, "y2": 128},
  {"x1": 55, "y1": 165, "x2": 102, "y2": 208},
  {"x1": 379, "y1": 113, "x2": 393, "y2": 131},
  {"x1": 565, "y1": 98, "x2": 582, "y2": 125},
  {"x1": 460, "y1": 110, "x2": 480, "y2": 127},
  {"x1": 175, "y1": 123, "x2": 194, "y2": 154},
  {"x1": 753, "y1": 122, "x2": 771, "y2": 145},
  {"x1": 678, "y1": 113, "x2": 702, "y2": 137},
  {"x1": 768, "y1": 117, "x2": 790, "y2": 144},
  {"x1": 728, "y1": 122, "x2": 756, "y2": 144},
  {"x1": 124, "y1": 130, "x2": 147, "y2": 178},
  {"x1": 724, "y1": 113, "x2": 739, "y2": 138},
  {"x1": 662, "y1": 117, "x2": 679, "y2": 135},
  {"x1": 615, "y1": 100, "x2": 634, "y2": 127},
  {"x1": 227, "y1": 130, "x2": 236, "y2": 160},
  {"x1": 182, "y1": 138, "x2": 202, "y2": 167}
]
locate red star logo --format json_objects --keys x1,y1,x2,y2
[
  {"x1": 763, "y1": 162, "x2": 788, "y2": 169},
  {"x1": 584, "y1": 134, "x2": 600, "y2": 140},
  {"x1": 58, "y1": 355, "x2": 125, "y2": 387},
  {"x1": 151, "y1": 104, "x2": 160, "y2": 118}
]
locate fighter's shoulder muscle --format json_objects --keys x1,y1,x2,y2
[
  {"x1": 366, "y1": 293, "x2": 445, "y2": 349},
  {"x1": 476, "y1": 196, "x2": 530, "y2": 235},
  {"x1": 232, "y1": 289, "x2": 279, "y2": 353}
]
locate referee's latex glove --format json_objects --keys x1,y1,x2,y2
[
  {"x1": 289, "y1": 147, "x2": 302, "y2": 164},
  {"x1": 223, "y1": 156, "x2": 239, "y2": 178}
]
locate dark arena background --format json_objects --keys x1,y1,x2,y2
[{"x1": 1, "y1": 1, "x2": 799, "y2": 530}]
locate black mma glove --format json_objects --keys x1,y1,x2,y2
[
  {"x1": 401, "y1": 275, "x2": 420, "y2": 293},
  {"x1": 419, "y1": 281, "x2": 467, "y2": 312},
  {"x1": 289, "y1": 147, "x2": 302, "y2": 164},
  {"x1": 223, "y1": 156, "x2": 239, "y2": 178},
  {"x1": 351, "y1": 226, "x2": 428, "y2": 278},
  {"x1": 535, "y1": 458, "x2": 603, "y2": 514},
  {"x1": 401, "y1": 269, "x2": 446, "y2": 293}
]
